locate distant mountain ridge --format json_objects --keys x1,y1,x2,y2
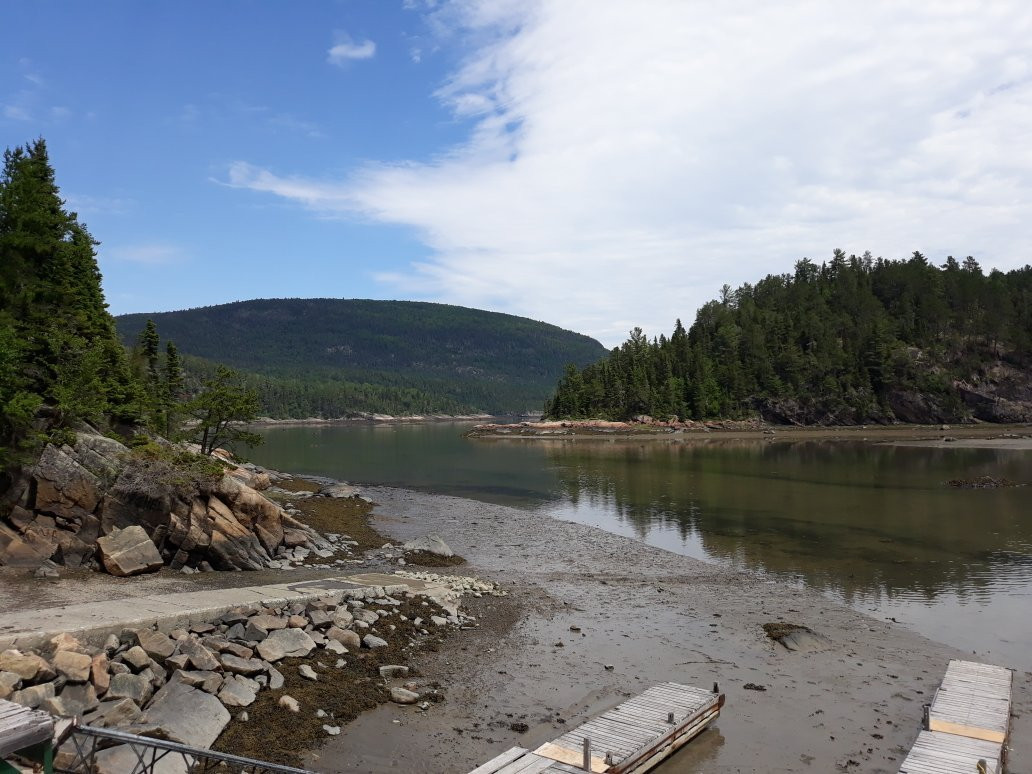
[{"x1": 116, "y1": 299, "x2": 606, "y2": 416}]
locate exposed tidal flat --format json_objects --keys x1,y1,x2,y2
[{"x1": 249, "y1": 421, "x2": 1032, "y2": 671}]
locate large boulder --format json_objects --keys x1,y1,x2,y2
[
  {"x1": 3, "y1": 432, "x2": 316, "y2": 574},
  {"x1": 142, "y1": 680, "x2": 230, "y2": 748},
  {"x1": 403, "y1": 534, "x2": 454, "y2": 558},
  {"x1": 96, "y1": 526, "x2": 163, "y2": 577},
  {"x1": 31, "y1": 444, "x2": 102, "y2": 518}
]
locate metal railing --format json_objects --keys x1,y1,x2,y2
[{"x1": 56, "y1": 724, "x2": 314, "y2": 774}]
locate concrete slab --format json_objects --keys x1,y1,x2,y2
[{"x1": 0, "y1": 573, "x2": 451, "y2": 652}]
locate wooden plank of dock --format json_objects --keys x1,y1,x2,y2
[
  {"x1": 899, "y1": 730, "x2": 1001, "y2": 773},
  {"x1": 927, "y1": 660, "x2": 1012, "y2": 744},
  {"x1": 0, "y1": 698, "x2": 54, "y2": 758},
  {"x1": 468, "y1": 682, "x2": 723, "y2": 774}
]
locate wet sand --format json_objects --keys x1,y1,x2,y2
[{"x1": 313, "y1": 487, "x2": 1032, "y2": 773}]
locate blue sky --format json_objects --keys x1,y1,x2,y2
[{"x1": 3, "y1": 2, "x2": 1032, "y2": 346}]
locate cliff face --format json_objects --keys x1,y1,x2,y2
[
  {"x1": 0, "y1": 432, "x2": 327, "y2": 574},
  {"x1": 755, "y1": 356, "x2": 1032, "y2": 426}
]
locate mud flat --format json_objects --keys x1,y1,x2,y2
[{"x1": 313, "y1": 487, "x2": 1032, "y2": 773}]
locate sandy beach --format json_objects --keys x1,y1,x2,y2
[{"x1": 311, "y1": 486, "x2": 1031, "y2": 773}]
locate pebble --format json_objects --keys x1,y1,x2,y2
[
  {"x1": 279, "y1": 695, "x2": 300, "y2": 713},
  {"x1": 323, "y1": 724, "x2": 341, "y2": 736},
  {"x1": 298, "y1": 665, "x2": 318, "y2": 681}
]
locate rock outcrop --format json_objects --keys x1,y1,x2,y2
[{"x1": 0, "y1": 431, "x2": 328, "y2": 573}]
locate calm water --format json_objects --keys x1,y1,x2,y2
[{"x1": 248, "y1": 423, "x2": 1032, "y2": 669}]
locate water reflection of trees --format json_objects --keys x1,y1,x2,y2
[{"x1": 544, "y1": 440, "x2": 1032, "y2": 601}]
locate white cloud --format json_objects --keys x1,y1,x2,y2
[
  {"x1": 235, "y1": 1, "x2": 1032, "y2": 345},
  {"x1": 2, "y1": 104, "x2": 31, "y2": 121},
  {"x1": 328, "y1": 34, "x2": 376, "y2": 64},
  {"x1": 104, "y1": 244, "x2": 187, "y2": 265},
  {"x1": 65, "y1": 194, "x2": 135, "y2": 216}
]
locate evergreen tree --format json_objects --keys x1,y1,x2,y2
[
  {"x1": 0, "y1": 138, "x2": 140, "y2": 459},
  {"x1": 545, "y1": 251, "x2": 1032, "y2": 423}
]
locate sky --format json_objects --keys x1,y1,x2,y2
[{"x1": 3, "y1": 1, "x2": 1031, "y2": 347}]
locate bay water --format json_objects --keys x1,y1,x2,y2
[{"x1": 247, "y1": 422, "x2": 1032, "y2": 669}]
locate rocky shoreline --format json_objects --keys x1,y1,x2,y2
[{"x1": 466, "y1": 417, "x2": 1032, "y2": 445}]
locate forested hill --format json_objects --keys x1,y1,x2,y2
[
  {"x1": 116, "y1": 300, "x2": 606, "y2": 416},
  {"x1": 546, "y1": 251, "x2": 1032, "y2": 425}
]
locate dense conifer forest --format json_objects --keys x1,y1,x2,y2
[
  {"x1": 545, "y1": 251, "x2": 1032, "y2": 425},
  {"x1": 0, "y1": 139, "x2": 143, "y2": 464},
  {"x1": 116, "y1": 300, "x2": 607, "y2": 416},
  {"x1": 0, "y1": 139, "x2": 262, "y2": 465}
]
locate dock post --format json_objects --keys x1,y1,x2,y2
[
  {"x1": 667, "y1": 711, "x2": 675, "y2": 724},
  {"x1": 713, "y1": 682, "x2": 719, "y2": 694},
  {"x1": 582, "y1": 737, "x2": 591, "y2": 771},
  {"x1": 977, "y1": 760, "x2": 988, "y2": 773},
  {"x1": 922, "y1": 703, "x2": 930, "y2": 730}
]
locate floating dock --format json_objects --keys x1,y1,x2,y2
[
  {"x1": 900, "y1": 659, "x2": 1013, "y2": 774},
  {"x1": 469, "y1": 682, "x2": 723, "y2": 774}
]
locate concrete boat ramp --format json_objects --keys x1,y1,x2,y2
[{"x1": 0, "y1": 572, "x2": 457, "y2": 652}]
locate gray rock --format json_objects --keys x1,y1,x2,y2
[
  {"x1": 225, "y1": 623, "x2": 246, "y2": 640},
  {"x1": 362, "y1": 634, "x2": 388, "y2": 649},
  {"x1": 403, "y1": 534, "x2": 453, "y2": 557},
  {"x1": 218, "y1": 675, "x2": 257, "y2": 707},
  {"x1": 52, "y1": 650, "x2": 92, "y2": 683},
  {"x1": 352, "y1": 608, "x2": 379, "y2": 624},
  {"x1": 133, "y1": 629, "x2": 176, "y2": 661},
  {"x1": 83, "y1": 697, "x2": 142, "y2": 728},
  {"x1": 279, "y1": 694, "x2": 300, "y2": 713},
  {"x1": 307, "y1": 609, "x2": 335, "y2": 628},
  {"x1": 176, "y1": 643, "x2": 220, "y2": 672},
  {"x1": 10, "y1": 681, "x2": 55, "y2": 709},
  {"x1": 43, "y1": 682, "x2": 99, "y2": 717},
  {"x1": 332, "y1": 610, "x2": 354, "y2": 628},
  {"x1": 96, "y1": 526, "x2": 164, "y2": 577},
  {"x1": 170, "y1": 669, "x2": 223, "y2": 694},
  {"x1": 249, "y1": 614, "x2": 287, "y2": 631},
  {"x1": 219, "y1": 654, "x2": 265, "y2": 676},
  {"x1": 390, "y1": 687, "x2": 420, "y2": 704},
  {"x1": 323, "y1": 640, "x2": 346, "y2": 655},
  {"x1": 0, "y1": 649, "x2": 54, "y2": 682},
  {"x1": 256, "y1": 628, "x2": 315, "y2": 662},
  {"x1": 298, "y1": 664, "x2": 318, "y2": 681},
  {"x1": 107, "y1": 673, "x2": 153, "y2": 705},
  {"x1": 143, "y1": 680, "x2": 230, "y2": 748},
  {"x1": 121, "y1": 646, "x2": 151, "y2": 671},
  {"x1": 325, "y1": 627, "x2": 361, "y2": 650},
  {"x1": 238, "y1": 711, "x2": 249, "y2": 722},
  {"x1": 265, "y1": 664, "x2": 284, "y2": 690},
  {"x1": 108, "y1": 662, "x2": 130, "y2": 676},
  {"x1": 319, "y1": 483, "x2": 358, "y2": 498},
  {"x1": 165, "y1": 654, "x2": 190, "y2": 672},
  {"x1": 241, "y1": 620, "x2": 269, "y2": 642},
  {"x1": 323, "y1": 724, "x2": 341, "y2": 735},
  {"x1": 0, "y1": 671, "x2": 20, "y2": 700},
  {"x1": 103, "y1": 634, "x2": 120, "y2": 654},
  {"x1": 379, "y1": 665, "x2": 409, "y2": 679}
]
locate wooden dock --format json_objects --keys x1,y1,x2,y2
[
  {"x1": 900, "y1": 659, "x2": 1013, "y2": 774},
  {"x1": 469, "y1": 682, "x2": 723, "y2": 774},
  {"x1": 0, "y1": 698, "x2": 54, "y2": 772}
]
